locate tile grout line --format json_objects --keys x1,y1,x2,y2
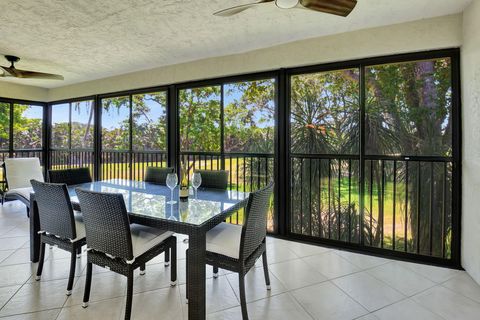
[
  {"x1": 286, "y1": 287, "x2": 323, "y2": 320},
  {"x1": 327, "y1": 265, "x2": 433, "y2": 315},
  {"x1": 437, "y1": 275, "x2": 480, "y2": 305},
  {"x1": 0, "y1": 307, "x2": 62, "y2": 319},
  {"x1": 0, "y1": 284, "x2": 24, "y2": 314}
]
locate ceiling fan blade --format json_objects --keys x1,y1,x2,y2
[
  {"x1": 214, "y1": 0, "x2": 274, "y2": 16},
  {"x1": 299, "y1": 0, "x2": 357, "y2": 17},
  {"x1": 1, "y1": 66, "x2": 21, "y2": 77},
  {"x1": 1, "y1": 66, "x2": 64, "y2": 80}
]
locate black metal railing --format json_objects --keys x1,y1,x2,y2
[
  {"x1": 50, "y1": 149, "x2": 94, "y2": 171},
  {"x1": 290, "y1": 155, "x2": 452, "y2": 260},
  {"x1": 100, "y1": 150, "x2": 168, "y2": 181},
  {"x1": 180, "y1": 151, "x2": 275, "y2": 229}
]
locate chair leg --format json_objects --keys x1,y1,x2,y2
[
  {"x1": 125, "y1": 271, "x2": 134, "y2": 320},
  {"x1": 185, "y1": 249, "x2": 189, "y2": 302},
  {"x1": 239, "y1": 272, "x2": 249, "y2": 320},
  {"x1": 82, "y1": 262, "x2": 93, "y2": 308},
  {"x1": 35, "y1": 242, "x2": 46, "y2": 281},
  {"x1": 26, "y1": 207, "x2": 30, "y2": 218},
  {"x1": 66, "y1": 249, "x2": 77, "y2": 295},
  {"x1": 262, "y1": 250, "x2": 271, "y2": 290},
  {"x1": 140, "y1": 264, "x2": 146, "y2": 276},
  {"x1": 213, "y1": 266, "x2": 219, "y2": 279},
  {"x1": 170, "y1": 238, "x2": 177, "y2": 286},
  {"x1": 165, "y1": 247, "x2": 170, "y2": 267}
]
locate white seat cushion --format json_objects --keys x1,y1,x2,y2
[
  {"x1": 206, "y1": 222, "x2": 242, "y2": 259},
  {"x1": 129, "y1": 224, "x2": 174, "y2": 259},
  {"x1": 5, "y1": 187, "x2": 33, "y2": 201},
  {"x1": 4, "y1": 158, "x2": 44, "y2": 190}
]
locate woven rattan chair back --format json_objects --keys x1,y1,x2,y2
[
  {"x1": 48, "y1": 168, "x2": 92, "y2": 186},
  {"x1": 144, "y1": 167, "x2": 174, "y2": 185},
  {"x1": 240, "y1": 182, "x2": 274, "y2": 260},
  {"x1": 194, "y1": 170, "x2": 229, "y2": 190},
  {"x1": 75, "y1": 189, "x2": 134, "y2": 261},
  {"x1": 30, "y1": 180, "x2": 77, "y2": 240}
]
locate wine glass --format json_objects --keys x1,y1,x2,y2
[
  {"x1": 192, "y1": 172, "x2": 202, "y2": 199},
  {"x1": 168, "y1": 205, "x2": 177, "y2": 221},
  {"x1": 166, "y1": 173, "x2": 178, "y2": 205}
]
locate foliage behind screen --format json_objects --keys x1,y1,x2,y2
[
  {"x1": 72, "y1": 101, "x2": 94, "y2": 149},
  {"x1": 179, "y1": 86, "x2": 221, "y2": 152},
  {"x1": 365, "y1": 58, "x2": 452, "y2": 157},
  {"x1": 0, "y1": 103, "x2": 9, "y2": 150},
  {"x1": 13, "y1": 104, "x2": 43, "y2": 150},
  {"x1": 132, "y1": 92, "x2": 167, "y2": 151},
  {"x1": 224, "y1": 79, "x2": 275, "y2": 154},
  {"x1": 101, "y1": 93, "x2": 167, "y2": 151},
  {"x1": 51, "y1": 103, "x2": 69, "y2": 149},
  {"x1": 290, "y1": 69, "x2": 360, "y2": 155},
  {"x1": 51, "y1": 101, "x2": 95, "y2": 150}
]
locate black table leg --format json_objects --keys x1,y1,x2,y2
[
  {"x1": 187, "y1": 232, "x2": 206, "y2": 320},
  {"x1": 29, "y1": 198, "x2": 40, "y2": 262}
]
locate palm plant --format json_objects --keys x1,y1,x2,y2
[{"x1": 290, "y1": 60, "x2": 453, "y2": 258}]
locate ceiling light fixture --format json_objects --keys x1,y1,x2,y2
[
  {"x1": 275, "y1": 0, "x2": 299, "y2": 9},
  {"x1": 213, "y1": 0, "x2": 357, "y2": 17}
]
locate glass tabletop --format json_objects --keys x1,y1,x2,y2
[{"x1": 68, "y1": 179, "x2": 249, "y2": 226}]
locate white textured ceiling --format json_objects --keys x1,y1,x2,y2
[{"x1": 0, "y1": 0, "x2": 472, "y2": 89}]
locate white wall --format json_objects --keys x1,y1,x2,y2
[
  {"x1": 462, "y1": 0, "x2": 480, "y2": 285},
  {"x1": 0, "y1": 81, "x2": 48, "y2": 102},
  {"x1": 47, "y1": 14, "x2": 462, "y2": 101}
]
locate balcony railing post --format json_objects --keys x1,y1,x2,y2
[
  {"x1": 276, "y1": 68, "x2": 288, "y2": 236},
  {"x1": 359, "y1": 64, "x2": 366, "y2": 246},
  {"x1": 94, "y1": 95, "x2": 102, "y2": 181},
  {"x1": 43, "y1": 102, "x2": 50, "y2": 176},
  {"x1": 167, "y1": 85, "x2": 178, "y2": 172}
]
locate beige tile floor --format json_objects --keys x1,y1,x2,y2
[{"x1": 1, "y1": 201, "x2": 480, "y2": 320}]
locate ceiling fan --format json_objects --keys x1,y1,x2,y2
[
  {"x1": 214, "y1": 0, "x2": 357, "y2": 17},
  {"x1": 0, "y1": 55, "x2": 64, "y2": 80}
]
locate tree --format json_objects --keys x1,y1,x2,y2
[
  {"x1": 224, "y1": 79, "x2": 275, "y2": 154},
  {"x1": 366, "y1": 59, "x2": 452, "y2": 256},
  {"x1": 179, "y1": 86, "x2": 221, "y2": 152},
  {"x1": 0, "y1": 103, "x2": 9, "y2": 150},
  {"x1": 289, "y1": 58, "x2": 452, "y2": 258},
  {"x1": 290, "y1": 69, "x2": 360, "y2": 239},
  {"x1": 12, "y1": 104, "x2": 43, "y2": 149}
]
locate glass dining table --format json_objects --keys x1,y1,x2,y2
[{"x1": 29, "y1": 179, "x2": 250, "y2": 320}]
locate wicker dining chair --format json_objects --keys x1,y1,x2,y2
[
  {"x1": 144, "y1": 167, "x2": 174, "y2": 185},
  {"x1": 75, "y1": 188, "x2": 177, "y2": 320},
  {"x1": 30, "y1": 180, "x2": 86, "y2": 296},
  {"x1": 48, "y1": 167, "x2": 92, "y2": 185},
  {"x1": 194, "y1": 169, "x2": 229, "y2": 190},
  {"x1": 186, "y1": 182, "x2": 274, "y2": 320}
]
